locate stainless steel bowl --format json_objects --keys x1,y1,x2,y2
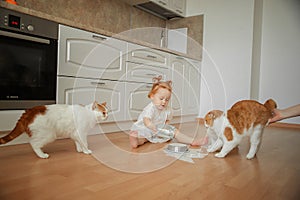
[{"x1": 167, "y1": 143, "x2": 188, "y2": 153}]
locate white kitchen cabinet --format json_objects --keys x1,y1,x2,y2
[
  {"x1": 57, "y1": 76, "x2": 126, "y2": 122},
  {"x1": 125, "y1": 43, "x2": 170, "y2": 120},
  {"x1": 126, "y1": 62, "x2": 170, "y2": 83},
  {"x1": 127, "y1": 43, "x2": 168, "y2": 66},
  {"x1": 169, "y1": 56, "x2": 185, "y2": 116},
  {"x1": 125, "y1": 82, "x2": 152, "y2": 120},
  {"x1": 126, "y1": 43, "x2": 170, "y2": 83},
  {"x1": 57, "y1": 25, "x2": 199, "y2": 127},
  {"x1": 184, "y1": 58, "x2": 201, "y2": 115},
  {"x1": 58, "y1": 25, "x2": 127, "y2": 80},
  {"x1": 151, "y1": 0, "x2": 185, "y2": 17},
  {"x1": 152, "y1": 0, "x2": 169, "y2": 8},
  {"x1": 169, "y1": 0, "x2": 186, "y2": 16},
  {"x1": 169, "y1": 55, "x2": 200, "y2": 116}
]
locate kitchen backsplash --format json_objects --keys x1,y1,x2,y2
[{"x1": 6, "y1": 0, "x2": 203, "y2": 59}]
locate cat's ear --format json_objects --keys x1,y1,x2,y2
[
  {"x1": 102, "y1": 102, "x2": 107, "y2": 107},
  {"x1": 152, "y1": 75, "x2": 162, "y2": 83},
  {"x1": 92, "y1": 101, "x2": 97, "y2": 110},
  {"x1": 208, "y1": 112, "x2": 217, "y2": 119}
]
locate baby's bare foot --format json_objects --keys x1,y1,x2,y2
[{"x1": 129, "y1": 131, "x2": 139, "y2": 148}]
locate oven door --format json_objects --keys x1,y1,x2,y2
[{"x1": 0, "y1": 29, "x2": 57, "y2": 110}]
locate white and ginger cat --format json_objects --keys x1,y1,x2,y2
[
  {"x1": 0, "y1": 101, "x2": 108, "y2": 158},
  {"x1": 204, "y1": 99, "x2": 276, "y2": 159}
]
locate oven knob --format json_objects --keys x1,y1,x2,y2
[{"x1": 27, "y1": 24, "x2": 34, "y2": 31}]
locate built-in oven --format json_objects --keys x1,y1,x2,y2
[{"x1": 0, "y1": 7, "x2": 58, "y2": 110}]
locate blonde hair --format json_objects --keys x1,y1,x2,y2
[{"x1": 148, "y1": 76, "x2": 172, "y2": 98}]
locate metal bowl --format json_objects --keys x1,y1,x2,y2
[{"x1": 167, "y1": 143, "x2": 188, "y2": 153}]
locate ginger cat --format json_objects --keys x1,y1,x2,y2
[
  {"x1": 204, "y1": 99, "x2": 276, "y2": 159},
  {"x1": 0, "y1": 101, "x2": 108, "y2": 158}
]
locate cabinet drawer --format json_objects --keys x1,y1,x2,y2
[
  {"x1": 126, "y1": 62, "x2": 169, "y2": 83},
  {"x1": 127, "y1": 43, "x2": 168, "y2": 66},
  {"x1": 58, "y1": 25, "x2": 127, "y2": 80},
  {"x1": 125, "y1": 82, "x2": 152, "y2": 120},
  {"x1": 57, "y1": 76, "x2": 126, "y2": 122}
]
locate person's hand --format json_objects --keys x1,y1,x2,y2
[
  {"x1": 147, "y1": 123, "x2": 157, "y2": 133},
  {"x1": 269, "y1": 109, "x2": 283, "y2": 123}
]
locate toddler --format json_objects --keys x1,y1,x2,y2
[{"x1": 129, "y1": 76, "x2": 207, "y2": 148}]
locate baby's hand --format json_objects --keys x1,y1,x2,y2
[
  {"x1": 151, "y1": 127, "x2": 158, "y2": 134},
  {"x1": 147, "y1": 124, "x2": 157, "y2": 133}
]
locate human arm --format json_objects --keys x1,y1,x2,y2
[
  {"x1": 270, "y1": 104, "x2": 300, "y2": 123},
  {"x1": 143, "y1": 117, "x2": 157, "y2": 133}
]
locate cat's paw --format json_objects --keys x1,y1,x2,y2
[
  {"x1": 246, "y1": 153, "x2": 256, "y2": 160},
  {"x1": 76, "y1": 147, "x2": 83, "y2": 153},
  {"x1": 207, "y1": 147, "x2": 215, "y2": 153},
  {"x1": 38, "y1": 153, "x2": 49, "y2": 159},
  {"x1": 214, "y1": 152, "x2": 225, "y2": 158},
  {"x1": 83, "y1": 149, "x2": 92, "y2": 155}
]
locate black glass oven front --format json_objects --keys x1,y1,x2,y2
[{"x1": 0, "y1": 8, "x2": 58, "y2": 110}]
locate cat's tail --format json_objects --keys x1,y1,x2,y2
[
  {"x1": 0, "y1": 106, "x2": 46, "y2": 144},
  {"x1": 0, "y1": 121, "x2": 26, "y2": 144},
  {"x1": 264, "y1": 99, "x2": 277, "y2": 112}
]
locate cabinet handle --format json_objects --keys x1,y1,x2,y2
[
  {"x1": 91, "y1": 81, "x2": 106, "y2": 86},
  {"x1": 158, "y1": 1, "x2": 167, "y2": 6},
  {"x1": 146, "y1": 55, "x2": 157, "y2": 59},
  {"x1": 146, "y1": 73, "x2": 157, "y2": 76},
  {"x1": 92, "y1": 35, "x2": 107, "y2": 41}
]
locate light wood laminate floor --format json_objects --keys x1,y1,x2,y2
[{"x1": 0, "y1": 122, "x2": 299, "y2": 200}]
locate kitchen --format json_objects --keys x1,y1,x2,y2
[
  {"x1": 0, "y1": 0, "x2": 204, "y2": 141},
  {"x1": 0, "y1": 0, "x2": 300, "y2": 199}
]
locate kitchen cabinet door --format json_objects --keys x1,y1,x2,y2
[
  {"x1": 127, "y1": 43, "x2": 168, "y2": 66},
  {"x1": 170, "y1": 0, "x2": 186, "y2": 16},
  {"x1": 152, "y1": 0, "x2": 185, "y2": 17},
  {"x1": 57, "y1": 76, "x2": 126, "y2": 122},
  {"x1": 152, "y1": 0, "x2": 169, "y2": 8},
  {"x1": 183, "y1": 58, "x2": 201, "y2": 115},
  {"x1": 169, "y1": 56, "x2": 185, "y2": 116},
  {"x1": 126, "y1": 62, "x2": 170, "y2": 83},
  {"x1": 169, "y1": 55, "x2": 200, "y2": 116},
  {"x1": 125, "y1": 82, "x2": 152, "y2": 120},
  {"x1": 58, "y1": 25, "x2": 127, "y2": 80},
  {"x1": 126, "y1": 43, "x2": 170, "y2": 83}
]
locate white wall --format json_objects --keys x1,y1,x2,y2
[
  {"x1": 186, "y1": 0, "x2": 254, "y2": 117},
  {"x1": 187, "y1": 0, "x2": 300, "y2": 124},
  {"x1": 259, "y1": 0, "x2": 300, "y2": 124}
]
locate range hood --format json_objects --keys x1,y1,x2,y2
[{"x1": 123, "y1": 0, "x2": 184, "y2": 20}]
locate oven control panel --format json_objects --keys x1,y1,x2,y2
[
  {"x1": 0, "y1": 7, "x2": 58, "y2": 39},
  {"x1": 4, "y1": 13, "x2": 25, "y2": 30}
]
